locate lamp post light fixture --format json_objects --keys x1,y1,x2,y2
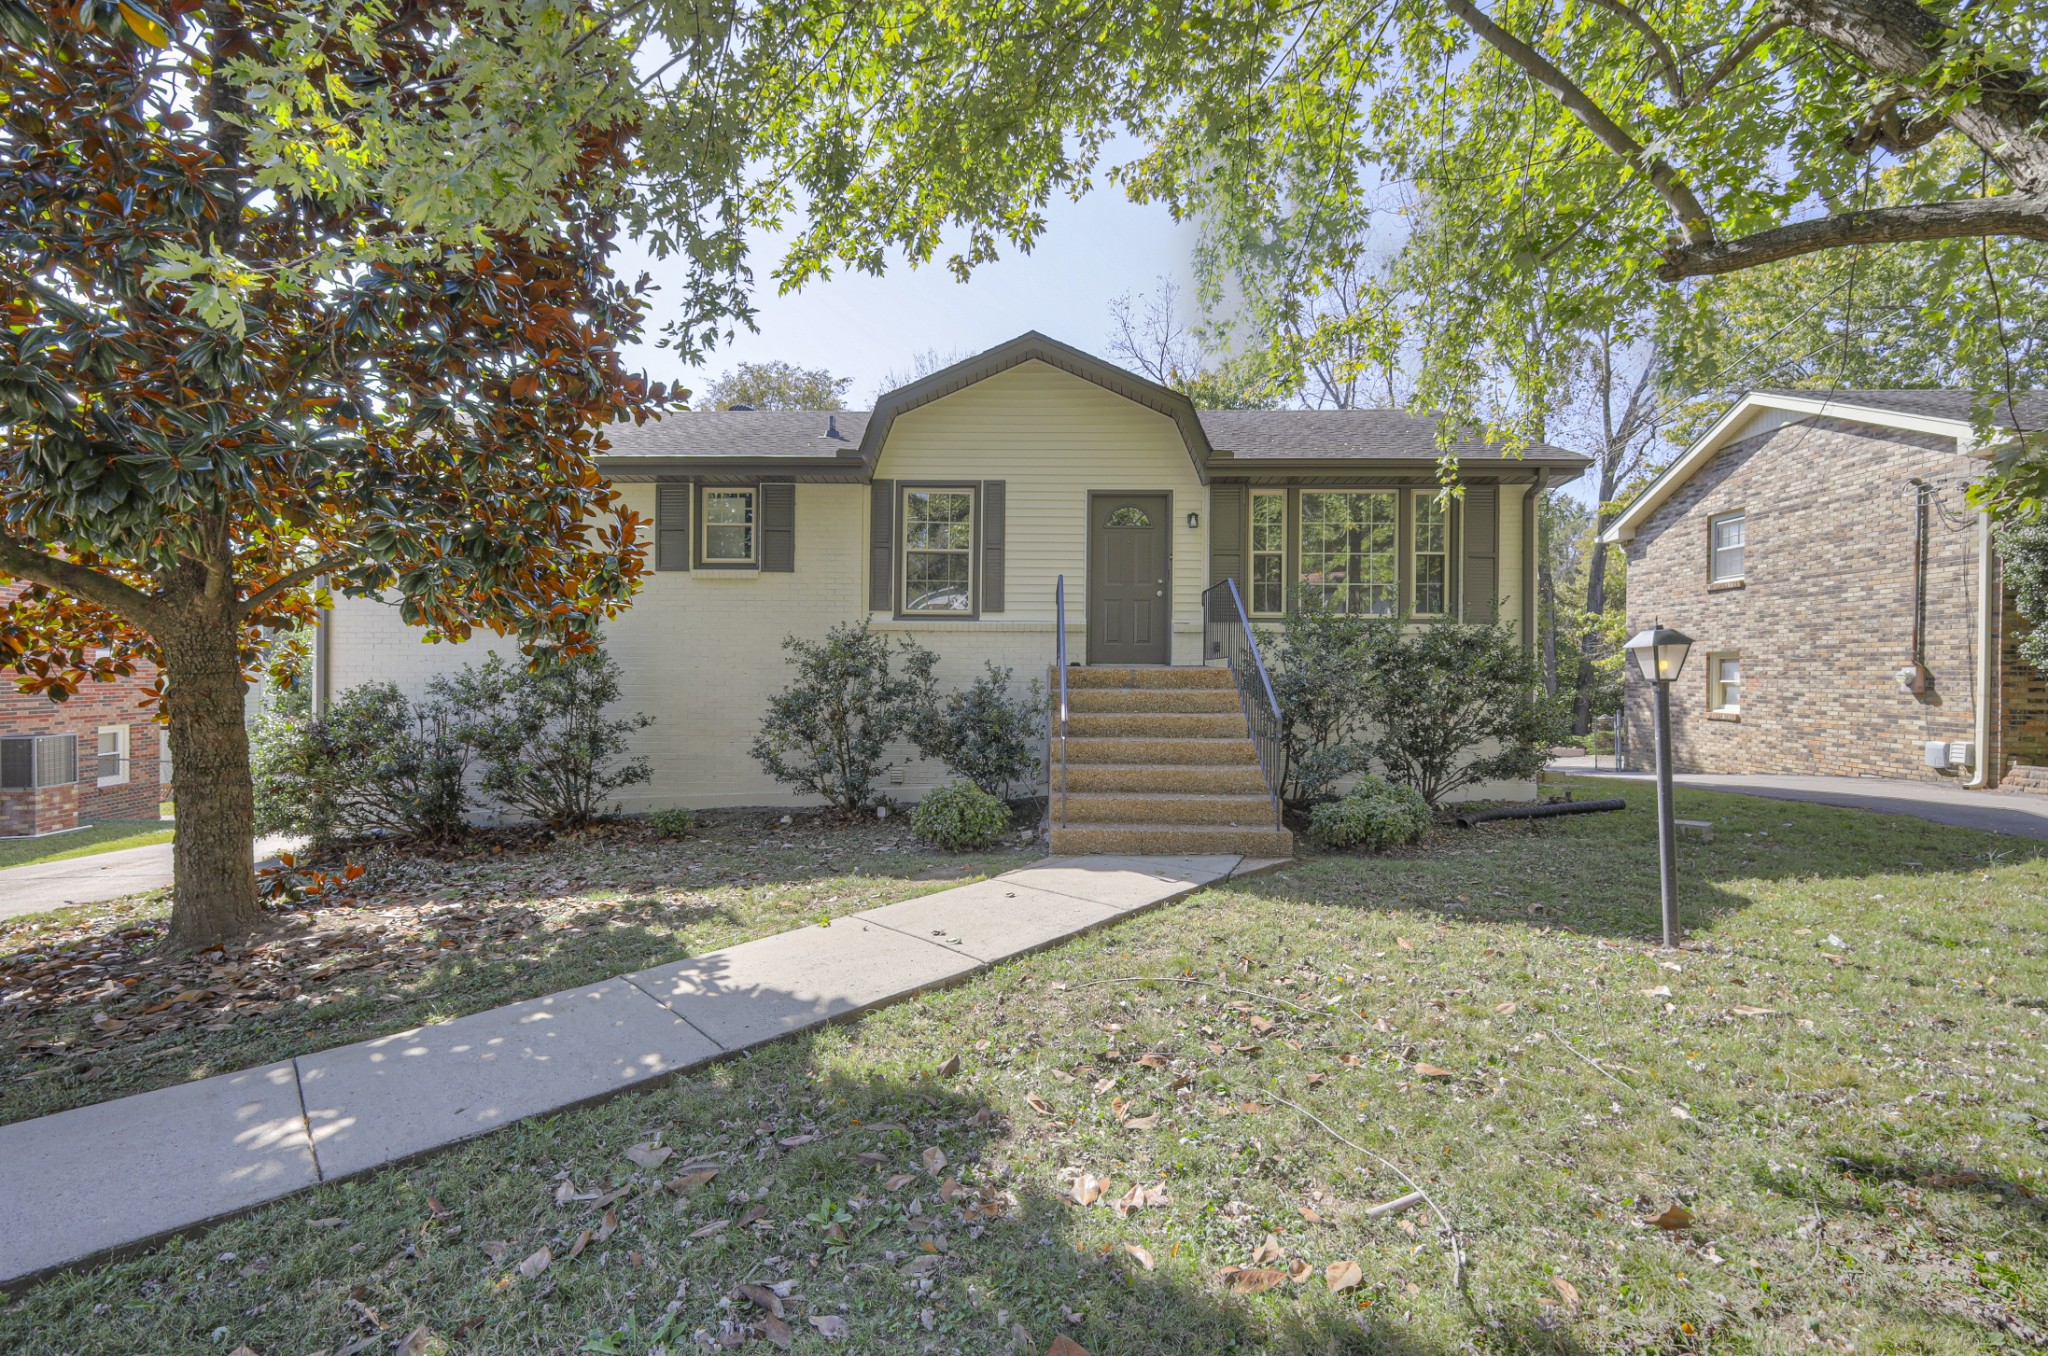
[{"x1": 1624, "y1": 622, "x2": 1694, "y2": 947}]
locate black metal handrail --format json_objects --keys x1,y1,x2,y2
[
  {"x1": 1054, "y1": 574, "x2": 1070, "y2": 829},
  {"x1": 1203, "y1": 577, "x2": 1284, "y2": 828}
]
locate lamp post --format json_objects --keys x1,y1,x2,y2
[{"x1": 1624, "y1": 622, "x2": 1694, "y2": 947}]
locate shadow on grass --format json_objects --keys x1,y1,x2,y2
[
  {"x1": 1255, "y1": 778, "x2": 2035, "y2": 944},
  {"x1": 0, "y1": 1032, "x2": 1589, "y2": 1356}
]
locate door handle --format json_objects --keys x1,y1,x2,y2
[{"x1": 1155, "y1": 589, "x2": 1164, "y2": 597}]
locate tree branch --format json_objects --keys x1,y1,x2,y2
[
  {"x1": 1440, "y1": 0, "x2": 1715, "y2": 244},
  {"x1": 1580, "y1": 0, "x2": 1684, "y2": 100},
  {"x1": 1682, "y1": 18, "x2": 1788, "y2": 107},
  {"x1": 236, "y1": 552, "x2": 358, "y2": 619},
  {"x1": 0, "y1": 533, "x2": 165, "y2": 631},
  {"x1": 1776, "y1": 0, "x2": 2048, "y2": 193},
  {"x1": 1657, "y1": 193, "x2": 2048, "y2": 279}
]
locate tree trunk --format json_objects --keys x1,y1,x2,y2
[
  {"x1": 160, "y1": 609, "x2": 267, "y2": 949},
  {"x1": 1571, "y1": 458, "x2": 1620, "y2": 736}
]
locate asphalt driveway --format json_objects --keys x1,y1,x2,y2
[
  {"x1": 0, "y1": 835, "x2": 299, "y2": 922},
  {"x1": 1556, "y1": 760, "x2": 2048, "y2": 841}
]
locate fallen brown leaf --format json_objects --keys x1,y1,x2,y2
[
  {"x1": 935, "y1": 1053, "x2": 962, "y2": 1078},
  {"x1": 1551, "y1": 1276, "x2": 1581, "y2": 1306},
  {"x1": 762, "y1": 1314, "x2": 794, "y2": 1351},
  {"x1": 691, "y1": 1219, "x2": 730, "y2": 1238},
  {"x1": 1645, "y1": 1204, "x2": 1695, "y2": 1230},
  {"x1": 1137, "y1": 1052, "x2": 1169, "y2": 1069},
  {"x1": 516, "y1": 1246, "x2": 550, "y2": 1280},
  {"x1": 1026, "y1": 1094, "x2": 1054, "y2": 1115},
  {"x1": 1286, "y1": 1258, "x2": 1314, "y2": 1285},
  {"x1": 1412, "y1": 1063, "x2": 1456, "y2": 1079},
  {"x1": 1250, "y1": 1233, "x2": 1284, "y2": 1266},
  {"x1": 1072, "y1": 1173, "x2": 1107, "y2": 1206},
  {"x1": 1121, "y1": 1113, "x2": 1160, "y2": 1130},
  {"x1": 665, "y1": 1168, "x2": 719, "y2": 1193},
  {"x1": 1218, "y1": 1265, "x2": 1287, "y2": 1294},
  {"x1": 737, "y1": 1283, "x2": 785, "y2": 1317},
  {"x1": 1325, "y1": 1259, "x2": 1363, "y2": 1293},
  {"x1": 1047, "y1": 1337, "x2": 1092, "y2": 1356},
  {"x1": 809, "y1": 1314, "x2": 849, "y2": 1339},
  {"x1": 921, "y1": 1146, "x2": 947, "y2": 1174},
  {"x1": 884, "y1": 1172, "x2": 918, "y2": 1191},
  {"x1": 1123, "y1": 1242, "x2": 1155, "y2": 1271},
  {"x1": 623, "y1": 1142, "x2": 673, "y2": 1170}
]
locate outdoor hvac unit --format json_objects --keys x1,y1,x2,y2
[
  {"x1": 1924, "y1": 740, "x2": 1976, "y2": 771},
  {"x1": 0, "y1": 733, "x2": 80, "y2": 789}
]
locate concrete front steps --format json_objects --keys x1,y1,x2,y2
[{"x1": 1050, "y1": 665, "x2": 1293, "y2": 858}]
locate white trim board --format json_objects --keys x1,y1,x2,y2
[{"x1": 1600, "y1": 392, "x2": 1985, "y2": 546}]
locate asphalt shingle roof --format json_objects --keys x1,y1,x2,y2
[
  {"x1": 1197, "y1": 409, "x2": 1580, "y2": 461},
  {"x1": 600, "y1": 410, "x2": 869, "y2": 459},
  {"x1": 597, "y1": 406, "x2": 1587, "y2": 464}
]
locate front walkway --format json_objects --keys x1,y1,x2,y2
[
  {"x1": 0, "y1": 852, "x2": 1281, "y2": 1289},
  {"x1": 1556, "y1": 760, "x2": 2048, "y2": 841}
]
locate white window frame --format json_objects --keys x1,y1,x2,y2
[
  {"x1": 96, "y1": 724, "x2": 130, "y2": 787},
  {"x1": 900, "y1": 485, "x2": 977, "y2": 616},
  {"x1": 1248, "y1": 490, "x2": 1287, "y2": 617},
  {"x1": 1709, "y1": 509, "x2": 1745, "y2": 583},
  {"x1": 1298, "y1": 488, "x2": 1399, "y2": 616},
  {"x1": 700, "y1": 487, "x2": 758, "y2": 565},
  {"x1": 1708, "y1": 653, "x2": 1742, "y2": 714},
  {"x1": 1411, "y1": 490, "x2": 1450, "y2": 617}
]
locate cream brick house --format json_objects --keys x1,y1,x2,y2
[
  {"x1": 1603, "y1": 387, "x2": 2048, "y2": 788},
  {"x1": 317, "y1": 333, "x2": 1588, "y2": 847}
]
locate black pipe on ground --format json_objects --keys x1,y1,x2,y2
[{"x1": 1455, "y1": 798, "x2": 1628, "y2": 828}]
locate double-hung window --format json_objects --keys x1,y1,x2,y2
[
  {"x1": 1709, "y1": 510, "x2": 1745, "y2": 583},
  {"x1": 902, "y1": 487, "x2": 975, "y2": 614},
  {"x1": 1412, "y1": 492, "x2": 1449, "y2": 616},
  {"x1": 1708, "y1": 654, "x2": 1742, "y2": 714},
  {"x1": 1299, "y1": 490, "x2": 1397, "y2": 615},
  {"x1": 1249, "y1": 491, "x2": 1286, "y2": 615},
  {"x1": 702, "y1": 489, "x2": 756, "y2": 565},
  {"x1": 96, "y1": 725, "x2": 129, "y2": 786}
]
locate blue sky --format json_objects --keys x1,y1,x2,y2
[{"x1": 614, "y1": 186, "x2": 1200, "y2": 409}]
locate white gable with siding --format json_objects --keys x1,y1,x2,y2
[{"x1": 317, "y1": 335, "x2": 1585, "y2": 810}]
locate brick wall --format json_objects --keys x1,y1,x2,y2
[
  {"x1": 0, "y1": 584, "x2": 168, "y2": 832},
  {"x1": 1621, "y1": 416, "x2": 1982, "y2": 782}
]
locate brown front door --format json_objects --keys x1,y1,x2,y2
[{"x1": 1088, "y1": 493, "x2": 1171, "y2": 665}]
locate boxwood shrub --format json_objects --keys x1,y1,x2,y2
[
  {"x1": 911, "y1": 781, "x2": 1013, "y2": 851},
  {"x1": 1306, "y1": 775, "x2": 1433, "y2": 852}
]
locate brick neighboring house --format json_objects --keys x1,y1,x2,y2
[
  {"x1": 0, "y1": 583, "x2": 168, "y2": 836},
  {"x1": 1600, "y1": 389, "x2": 2048, "y2": 788}
]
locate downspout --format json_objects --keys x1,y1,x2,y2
[{"x1": 1967, "y1": 508, "x2": 1994, "y2": 788}]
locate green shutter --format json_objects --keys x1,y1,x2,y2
[
  {"x1": 656, "y1": 483, "x2": 691, "y2": 571},
  {"x1": 760, "y1": 482, "x2": 795, "y2": 572},
  {"x1": 1461, "y1": 483, "x2": 1499, "y2": 621},
  {"x1": 1209, "y1": 484, "x2": 1245, "y2": 610},
  {"x1": 980, "y1": 480, "x2": 1006, "y2": 612},
  {"x1": 869, "y1": 479, "x2": 895, "y2": 612}
]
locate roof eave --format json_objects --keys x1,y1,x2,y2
[
  {"x1": 1598, "y1": 391, "x2": 1978, "y2": 546},
  {"x1": 856, "y1": 331, "x2": 1215, "y2": 483}
]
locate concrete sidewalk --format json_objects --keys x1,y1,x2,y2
[
  {"x1": 1555, "y1": 762, "x2": 2048, "y2": 841},
  {"x1": 0, "y1": 851, "x2": 1279, "y2": 1289},
  {"x1": 0, "y1": 834, "x2": 301, "y2": 922}
]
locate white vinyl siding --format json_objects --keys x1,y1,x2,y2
[{"x1": 873, "y1": 360, "x2": 1207, "y2": 663}]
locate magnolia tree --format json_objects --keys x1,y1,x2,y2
[{"x1": 0, "y1": 1, "x2": 666, "y2": 947}]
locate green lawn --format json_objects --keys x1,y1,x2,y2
[
  {"x1": 5, "y1": 780, "x2": 2045, "y2": 1354},
  {"x1": 0, "y1": 819, "x2": 172, "y2": 871},
  {"x1": 0, "y1": 809, "x2": 1035, "y2": 1127}
]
